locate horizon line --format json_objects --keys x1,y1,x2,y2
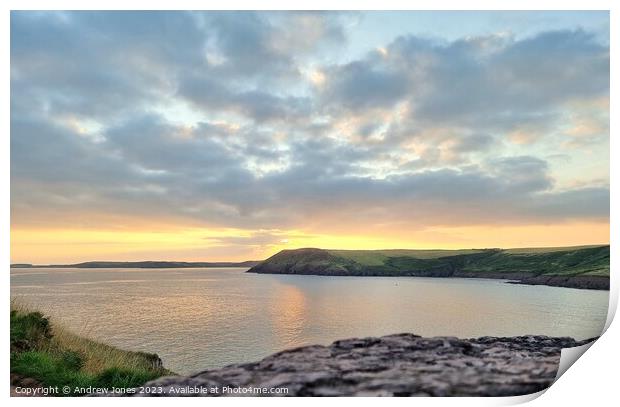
[{"x1": 11, "y1": 243, "x2": 610, "y2": 266}]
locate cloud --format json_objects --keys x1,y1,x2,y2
[
  {"x1": 206, "y1": 231, "x2": 290, "y2": 246},
  {"x1": 10, "y1": 11, "x2": 339, "y2": 125},
  {"x1": 10, "y1": 11, "x2": 205, "y2": 121},
  {"x1": 177, "y1": 74, "x2": 313, "y2": 123},
  {"x1": 318, "y1": 29, "x2": 608, "y2": 149},
  {"x1": 406, "y1": 30, "x2": 607, "y2": 130},
  {"x1": 320, "y1": 60, "x2": 409, "y2": 112},
  {"x1": 10, "y1": 11, "x2": 609, "y2": 239},
  {"x1": 10, "y1": 111, "x2": 609, "y2": 234}
]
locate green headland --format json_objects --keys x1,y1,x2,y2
[{"x1": 247, "y1": 245, "x2": 610, "y2": 290}]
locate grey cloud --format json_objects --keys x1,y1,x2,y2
[
  {"x1": 10, "y1": 116, "x2": 129, "y2": 184},
  {"x1": 178, "y1": 74, "x2": 312, "y2": 123},
  {"x1": 104, "y1": 114, "x2": 240, "y2": 173},
  {"x1": 198, "y1": 11, "x2": 344, "y2": 79},
  {"x1": 493, "y1": 30, "x2": 608, "y2": 101},
  {"x1": 489, "y1": 156, "x2": 553, "y2": 193},
  {"x1": 320, "y1": 60, "x2": 409, "y2": 111},
  {"x1": 529, "y1": 187, "x2": 610, "y2": 219},
  {"x1": 319, "y1": 29, "x2": 608, "y2": 136},
  {"x1": 452, "y1": 134, "x2": 496, "y2": 153},
  {"x1": 11, "y1": 111, "x2": 609, "y2": 230},
  {"x1": 206, "y1": 231, "x2": 287, "y2": 246},
  {"x1": 408, "y1": 30, "x2": 608, "y2": 130},
  {"x1": 203, "y1": 12, "x2": 294, "y2": 78},
  {"x1": 11, "y1": 11, "x2": 205, "y2": 120},
  {"x1": 11, "y1": 11, "x2": 326, "y2": 124}
]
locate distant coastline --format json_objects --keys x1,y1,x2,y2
[
  {"x1": 12, "y1": 244, "x2": 610, "y2": 290},
  {"x1": 10, "y1": 260, "x2": 260, "y2": 269}
]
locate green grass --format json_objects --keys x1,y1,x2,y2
[
  {"x1": 460, "y1": 246, "x2": 610, "y2": 276},
  {"x1": 503, "y1": 245, "x2": 604, "y2": 254},
  {"x1": 327, "y1": 246, "x2": 609, "y2": 276},
  {"x1": 328, "y1": 251, "x2": 389, "y2": 266},
  {"x1": 10, "y1": 304, "x2": 170, "y2": 396},
  {"x1": 255, "y1": 245, "x2": 610, "y2": 279},
  {"x1": 329, "y1": 249, "x2": 485, "y2": 264}
]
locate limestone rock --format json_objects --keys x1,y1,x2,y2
[{"x1": 129, "y1": 333, "x2": 593, "y2": 397}]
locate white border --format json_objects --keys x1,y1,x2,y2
[{"x1": 2, "y1": 1, "x2": 616, "y2": 406}]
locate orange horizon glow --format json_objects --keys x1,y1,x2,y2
[{"x1": 10, "y1": 220, "x2": 609, "y2": 264}]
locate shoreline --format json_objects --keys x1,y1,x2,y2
[
  {"x1": 506, "y1": 275, "x2": 609, "y2": 290},
  {"x1": 247, "y1": 269, "x2": 610, "y2": 290}
]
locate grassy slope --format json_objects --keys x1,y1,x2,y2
[
  {"x1": 461, "y1": 246, "x2": 609, "y2": 276},
  {"x1": 329, "y1": 249, "x2": 485, "y2": 265},
  {"x1": 328, "y1": 246, "x2": 609, "y2": 276},
  {"x1": 250, "y1": 245, "x2": 609, "y2": 278},
  {"x1": 10, "y1": 304, "x2": 170, "y2": 395}
]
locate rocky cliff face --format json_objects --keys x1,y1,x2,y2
[{"x1": 130, "y1": 334, "x2": 592, "y2": 397}]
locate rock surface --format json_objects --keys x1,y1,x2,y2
[{"x1": 131, "y1": 334, "x2": 593, "y2": 397}]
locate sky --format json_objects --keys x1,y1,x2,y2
[{"x1": 10, "y1": 11, "x2": 610, "y2": 263}]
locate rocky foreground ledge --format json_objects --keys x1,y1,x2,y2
[{"x1": 131, "y1": 334, "x2": 593, "y2": 397}]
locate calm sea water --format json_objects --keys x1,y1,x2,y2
[{"x1": 10, "y1": 267, "x2": 609, "y2": 375}]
